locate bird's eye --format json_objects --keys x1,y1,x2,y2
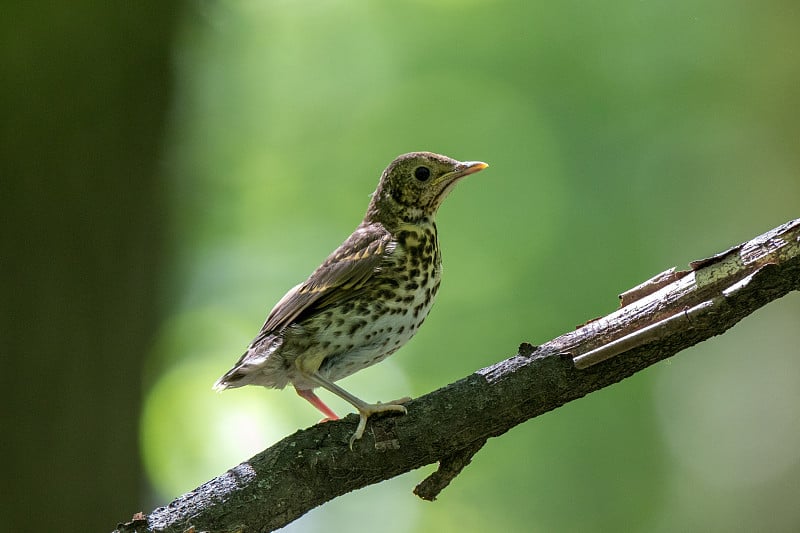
[{"x1": 414, "y1": 166, "x2": 431, "y2": 181}]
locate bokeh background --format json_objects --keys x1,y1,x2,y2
[{"x1": 3, "y1": 1, "x2": 799, "y2": 532}]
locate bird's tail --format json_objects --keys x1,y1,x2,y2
[
  {"x1": 212, "y1": 375, "x2": 233, "y2": 392},
  {"x1": 212, "y1": 361, "x2": 252, "y2": 391},
  {"x1": 212, "y1": 336, "x2": 284, "y2": 391}
]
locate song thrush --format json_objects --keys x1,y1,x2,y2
[{"x1": 214, "y1": 152, "x2": 488, "y2": 447}]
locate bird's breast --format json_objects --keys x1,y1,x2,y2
[{"x1": 314, "y1": 223, "x2": 442, "y2": 382}]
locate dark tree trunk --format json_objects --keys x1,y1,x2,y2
[{"x1": 0, "y1": 3, "x2": 178, "y2": 531}]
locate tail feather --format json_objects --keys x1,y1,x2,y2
[
  {"x1": 213, "y1": 335, "x2": 285, "y2": 391},
  {"x1": 212, "y1": 372, "x2": 239, "y2": 392}
]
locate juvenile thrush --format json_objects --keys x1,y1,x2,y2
[{"x1": 214, "y1": 152, "x2": 488, "y2": 447}]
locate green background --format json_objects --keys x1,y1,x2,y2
[{"x1": 4, "y1": 1, "x2": 799, "y2": 532}]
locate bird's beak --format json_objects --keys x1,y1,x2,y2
[
  {"x1": 429, "y1": 159, "x2": 488, "y2": 208},
  {"x1": 444, "y1": 160, "x2": 489, "y2": 182}
]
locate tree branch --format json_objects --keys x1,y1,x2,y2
[{"x1": 115, "y1": 218, "x2": 800, "y2": 533}]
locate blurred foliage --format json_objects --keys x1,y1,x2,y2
[{"x1": 142, "y1": 1, "x2": 800, "y2": 531}]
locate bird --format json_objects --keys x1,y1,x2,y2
[{"x1": 214, "y1": 152, "x2": 488, "y2": 448}]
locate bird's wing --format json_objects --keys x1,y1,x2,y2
[{"x1": 255, "y1": 223, "x2": 395, "y2": 339}]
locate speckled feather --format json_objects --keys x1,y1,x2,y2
[{"x1": 213, "y1": 152, "x2": 487, "y2": 438}]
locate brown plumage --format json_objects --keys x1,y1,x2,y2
[{"x1": 214, "y1": 152, "x2": 488, "y2": 447}]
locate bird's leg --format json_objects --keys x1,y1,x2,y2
[
  {"x1": 307, "y1": 372, "x2": 408, "y2": 449},
  {"x1": 295, "y1": 387, "x2": 339, "y2": 422}
]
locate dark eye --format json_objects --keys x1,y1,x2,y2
[{"x1": 414, "y1": 166, "x2": 431, "y2": 181}]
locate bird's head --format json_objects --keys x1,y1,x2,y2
[{"x1": 365, "y1": 152, "x2": 488, "y2": 226}]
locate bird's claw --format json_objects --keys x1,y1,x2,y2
[{"x1": 348, "y1": 402, "x2": 408, "y2": 450}]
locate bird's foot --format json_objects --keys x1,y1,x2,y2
[{"x1": 349, "y1": 401, "x2": 408, "y2": 450}]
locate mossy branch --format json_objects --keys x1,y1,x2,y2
[{"x1": 115, "y1": 218, "x2": 800, "y2": 533}]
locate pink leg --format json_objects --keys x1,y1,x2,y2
[{"x1": 295, "y1": 387, "x2": 339, "y2": 421}]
